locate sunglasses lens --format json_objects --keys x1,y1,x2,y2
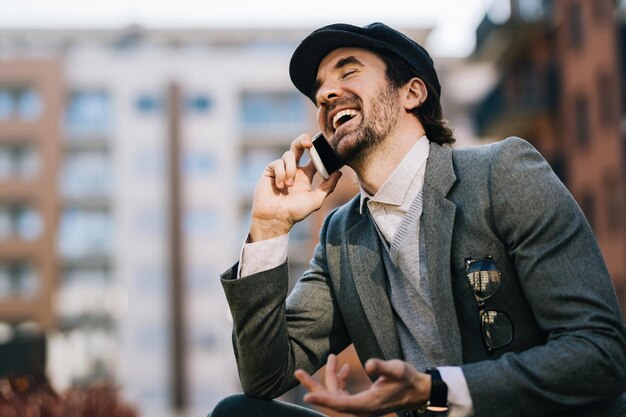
[
  {"x1": 467, "y1": 260, "x2": 501, "y2": 301},
  {"x1": 481, "y1": 310, "x2": 513, "y2": 350}
]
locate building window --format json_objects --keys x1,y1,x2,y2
[
  {"x1": 574, "y1": 94, "x2": 590, "y2": 147},
  {"x1": 48, "y1": 328, "x2": 116, "y2": 383},
  {"x1": 240, "y1": 91, "x2": 309, "y2": 134},
  {"x1": 0, "y1": 143, "x2": 39, "y2": 180},
  {"x1": 60, "y1": 150, "x2": 112, "y2": 198},
  {"x1": 569, "y1": 2, "x2": 584, "y2": 50},
  {"x1": 184, "y1": 209, "x2": 218, "y2": 237},
  {"x1": 185, "y1": 94, "x2": 213, "y2": 114},
  {"x1": 64, "y1": 91, "x2": 111, "y2": 139},
  {"x1": 58, "y1": 208, "x2": 112, "y2": 259},
  {"x1": 604, "y1": 171, "x2": 624, "y2": 233},
  {"x1": 136, "y1": 94, "x2": 162, "y2": 114},
  {"x1": 592, "y1": 0, "x2": 609, "y2": 23},
  {"x1": 0, "y1": 90, "x2": 13, "y2": 120},
  {"x1": 597, "y1": 72, "x2": 618, "y2": 128},
  {"x1": 57, "y1": 267, "x2": 114, "y2": 319},
  {"x1": 0, "y1": 262, "x2": 38, "y2": 299},
  {"x1": 17, "y1": 89, "x2": 44, "y2": 121},
  {"x1": 0, "y1": 88, "x2": 43, "y2": 122},
  {"x1": 64, "y1": 266, "x2": 110, "y2": 285},
  {"x1": 0, "y1": 203, "x2": 43, "y2": 241},
  {"x1": 183, "y1": 152, "x2": 218, "y2": 176}
]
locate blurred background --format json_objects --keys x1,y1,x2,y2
[{"x1": 0, "y1": 0, "x2": 624, "y2": 416}]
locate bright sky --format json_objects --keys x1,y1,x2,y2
[{"x1": 0, "y1": 0, "x2": 494, "y2": 56}]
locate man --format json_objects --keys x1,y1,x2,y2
[{"x1": 211, "y1": 23, "x2": 626, "y2": 417}]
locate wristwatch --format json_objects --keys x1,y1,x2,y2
[{"x1": 416, "y1": 368, "x2": 449, "y2": 414}]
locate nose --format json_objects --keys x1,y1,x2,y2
[{"x1": 315, "y1": 79, "x2": 342, "y2": 106}]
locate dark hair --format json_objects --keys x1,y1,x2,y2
[{"x1": 379, "y1": 52, "x2": 455, "y2": 146}]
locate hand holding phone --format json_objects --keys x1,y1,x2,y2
[{"x1": 307, "y1": 133, "x2": 343, "y2": 180}]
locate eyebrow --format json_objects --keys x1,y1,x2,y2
[{"x1": 312, "y1": 55, "x2": 365, "y2": 103}]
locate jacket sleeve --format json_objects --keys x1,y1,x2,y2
[
  {"x1": 461, "y1": 137, "x2": 626, "y2": 417},
  {"x1": 220, "y1": 209, "x2": 351, "y2": 399}
]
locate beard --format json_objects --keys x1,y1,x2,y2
[{"x1": 331, "y1": 82, "x2": 400, "y2": 168}]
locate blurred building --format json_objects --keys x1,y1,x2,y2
[{"x1": 472, "y1": 0, "x2": 626, "y2": 319}]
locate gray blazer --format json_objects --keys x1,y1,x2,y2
[{"x1": 222, "y1": 137, "x2": 626, "y2": 417}]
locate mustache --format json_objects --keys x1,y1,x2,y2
[{"x1": 326, "y1": 96, "x2": 359, "y2": 115}]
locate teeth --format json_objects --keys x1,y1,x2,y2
[{"x1": 332, "y1": 109, "x2": 358, "y2": 129}]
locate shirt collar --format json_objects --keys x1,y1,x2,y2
[{"x1": 359, "y1": 135, "x2": 430, "y2": 214}]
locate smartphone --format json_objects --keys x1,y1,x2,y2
[{"x1": 307, "y1": 133, "x2": 343, "y2": 180}]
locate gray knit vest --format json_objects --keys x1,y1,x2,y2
[{"x1": 369, "y1": 191, "x2": 447, "y2": 370}]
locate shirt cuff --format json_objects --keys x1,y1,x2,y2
[
  {"x1": 437, "y1": 366, "x2": 474, "y2": 417},
  {"x1": 238, "y1": 233, "x2": 289, "y2": 278}
]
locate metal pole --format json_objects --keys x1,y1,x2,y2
[{"x1": 167, "y1": 81, "x2": 187, "y2": 411}]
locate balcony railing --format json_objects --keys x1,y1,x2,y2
[{"x1": 474, "y1": 65, "x2": 558, "y2": 137}]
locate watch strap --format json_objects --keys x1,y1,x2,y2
[{"x1": 425, "y1": 368, "x2": 448, "y2": 411}]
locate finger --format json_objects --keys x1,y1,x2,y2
[
  {"x1": 337, "y1": 363, "x2": 350, "y2": 381},
  {"x1": 282, "y1": 150, "x2": 297, "y2": 187},
  {"x1": 363, "y1": 358, "x2": 382, "y2": 377},
  {"x1": 294, "y1": 369, "x2": 325, "y2": 393},
  {"x1": 290, "y1": 133, "x2": 313, "y2": 165},
  {"x1": 336, "y1": 363, "x2": 350, "y2": 391},
  {"x1": 325, "y1": 354, "x2": 338, "y2": 392},
  {"x1": 312, "y1": 170, "x2": 343, "y2": 208},
  {"x1": 272, "y1": 159, "x2": 287, "y2": 189},
  {"x1": 365, "y1": 358, "x2": 407, "y2": 380}
]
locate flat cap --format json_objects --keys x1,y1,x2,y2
[{"x1": 289, "y1": 22, "x2": 440, "y2": 103}]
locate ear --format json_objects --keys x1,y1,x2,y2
[{"x1": 401, "y1": 77, "x2": 428, "y2": 111}]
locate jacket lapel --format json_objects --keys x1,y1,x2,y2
[
  {"x1": 422, "y1": 143, "x2": 463, "y2": 365},
  {"x1": 346, "y1": 214, "x2": 402, "y2": 361}
]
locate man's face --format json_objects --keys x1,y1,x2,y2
[{"x1": 314, "y1": 47, "x2": 401, "y2": 165}]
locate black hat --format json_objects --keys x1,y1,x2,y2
[{"x1": 289, "y1": 22, "x2": 440, "y2": 103}]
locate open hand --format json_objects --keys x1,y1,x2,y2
[{"x1": 295, "y1": 356, "x2": 431, "y2": 417}]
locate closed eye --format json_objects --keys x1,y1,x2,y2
[{"x1": 342, "y1": 69, "x2": 357, "y2": 79}]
